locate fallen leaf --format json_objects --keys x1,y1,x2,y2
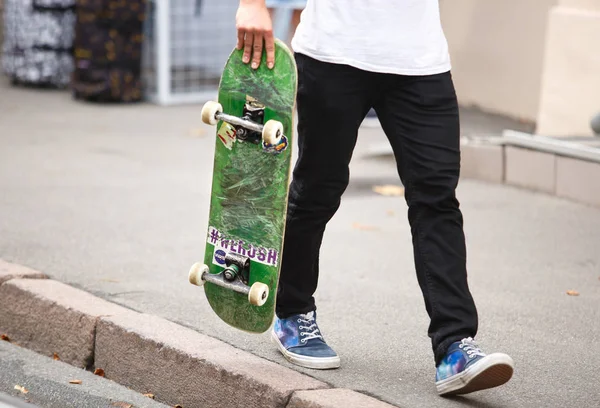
[
  {"x1": 352, "y1": 222, "x2": 379, "y2": 231},
  {"x1": 94, "y1": 368, "x2": 105, "y2": 377},
  {"x1": 189, "y1": 128, "x2": 205, "y2": 137},
  {"x1": 373, "y1": 185, "x2": 405, "y2": 197},
  {"x1": 53, "y1": 353, "x2": 60, "y2": 361},
  {"x1": 144, "y1": 393, "x2": 155, "y2": 399},
  {"x1": 69, "y1": 379, "x2": 82, "y2": 384},
  {"x1": 111, "y1": 403, "x2": 133, "y2": 408},
  {"x1": 1, "y1": 334, "x2": 10, "y2": 342},
  {"x1": 14, "y1": 385, "x2": 28, "y2": 394},
  {"x1": 566, "y1": 290, "x2": 580, "y2": 296}
]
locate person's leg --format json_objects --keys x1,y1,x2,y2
[
  {"x1": 277, "y1": 53, "x2": 374, "y2": 317},
  {"x1": 374, "y1": 71, "x2": 476, "y2": 360},
  {"x1": 272, "y1": 53, "x2": 375, "y2": 369},
  {"x1": 374, "y1": 71, "x2": 513, "y2": 394}
]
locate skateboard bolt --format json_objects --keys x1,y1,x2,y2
[{"x1": 224, "y1": 269, "x2": 236, "y2": 281}]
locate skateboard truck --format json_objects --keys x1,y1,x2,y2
[
  {"x1": 222, "y1": 252, "x2": 250, "y2": 283},
  {"x1": 235, "y1": 101, "x2": 266, "y2": 144},
  {"x1": 188, "y1": 255, "x2": 269, "y2": 307},
  {"x1": 201, "y1": 101, "x2": 284, "y2": 147}
]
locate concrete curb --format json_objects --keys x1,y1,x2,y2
[
  {"x1": 0, "y1": 260, "x2": 399, "y2": 408},
  {"x1": 366, "y1": 133, "x2": 600, "y2": 208},
  {"x1": 0, "y1": 279, "x2": 127, "y2": 369},
  {"x1": 460, "y1": 137, "x2": 600, "y2": 207},
  {"x1": 0, "y1": 259, "x2": 47, "y2": 285}
]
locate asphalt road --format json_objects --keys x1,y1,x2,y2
[
  {"x1": 1, "y1": 78, "x2": 599, "y2": 408},
  {"x1": 0, "y1": 341, "x2": 169, "y2": 408}
]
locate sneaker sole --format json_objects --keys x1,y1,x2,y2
[
  {"x1": 271, "y1": 331, "x2": 341, "y2": 370},
  {"x1": 436, "y1": 353, "x2": 514, "y2": 396}
]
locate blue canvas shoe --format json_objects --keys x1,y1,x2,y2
[
  {"x1": 271, "y1": 311, "x2": 340, "y2": 369},
  {"x1": 436, "y1": 337, "x2": 514, "y2": 396}
]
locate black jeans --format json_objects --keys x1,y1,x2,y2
[{"x1": 276, "y1": 53, "x2": 478, "y2": 365}]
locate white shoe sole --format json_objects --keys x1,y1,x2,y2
[
  {"x1": 436, "y1": 353, "x2": 515, "y2": 396},
  {"x1": 271, "y1": 331, "x2": 341, "y2": 370}
]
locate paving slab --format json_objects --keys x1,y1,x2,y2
[
  {"x1": 556, "y1": 156, "x2": 600, "y2": 207},
  {"x1": 288, "y1": 389, "x2": 396, "y2": 408},
  {"x1": 505, "y1": 146, "x2": 556, "y2": 193},
  {"x1": 460, "y1": 143, "x2": 505, "y2": 183}
]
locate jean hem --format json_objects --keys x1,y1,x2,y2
[{"x1": 275, "y1": 306, "x2": 317, "y2": 319}]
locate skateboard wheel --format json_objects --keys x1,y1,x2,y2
[
  {"x1": 188, "y1": 262, "x2": 209, "y2": 286},
  {"x1": 201, "y1": 101, "x2": 222, "y2": 126},
  {"x1": 262, "y1": 120, "x2": 283, "y2": 146},
  {"x1": 248, "y1": 282, "x2": 269, "y2": 306}
]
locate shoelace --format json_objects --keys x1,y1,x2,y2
[
  {"x1": 459, "y1": 337, "x2": 485, "y2": 359},
  {"x1": 297, "y1": 312, "x2": 323, "y2": 343}
]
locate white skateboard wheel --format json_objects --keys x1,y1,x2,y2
[
  {"x1": 188, "y1": 263, "x2": 209, "y2": 286},
  {"x1": 248, "y1": 282, "x2": 269, "y2": 306},
  {"x1": 262, "y1": 120, "x2": 283, "y2": 146},
  {"x1": 201, "y1": 101, "x2": 222, "y2": 126}
]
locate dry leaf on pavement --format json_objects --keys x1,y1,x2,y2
[
  {"x1": 373, "y1": 185, "x2": 405, "y2": 197},
  {"x1": 111, "y1": 403, "x2": 133, "y2": 408},
  {"x1": 144, "y1": 393, "x2": 155, "y2": 399},
  {"x1": 352, "y1": 222, "x2": 379, "y2": 231},
  {"x1": 566, "y1": 290, "x2": 580, "y2": 296},
  {"x1": 69, "y1": 379, "x2": 82, "y2": 384},
  {"x1": 189, "y1": 128, "x2": 205, "y2": 137},
  {"x1": 94, "y1": 368, "x2": 105, "y2": 377},
  {"x1": 14, "y1": 385, "x2": 28, "y2": 394},
  {"x1": 53, "y1": 353, "x2": 60, "y2": 361},
  {"x1": 1, "y1": 334, "x2": 10, "y2": 342}
]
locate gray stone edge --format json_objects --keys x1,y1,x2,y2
[
  {"x1": 0, "y1": 260, "x2": 399, "y2": 408},
  {"x1": 460, "y1": 133, "x2": 600, "y2": 208},
  {"x1": 0, "y1": 259, "x2": 48, "y2": 286}
]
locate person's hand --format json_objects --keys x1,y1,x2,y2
[{"x1": 236, "y1": 0, "x2": 275, "y2": 69}]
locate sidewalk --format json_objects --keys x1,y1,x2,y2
[
  {"x1": 0, "y1": 340, "x2": 170, "y2": 408},
  {"x1": 1, "y1": 78, "x2": 599, "y2": 407}
]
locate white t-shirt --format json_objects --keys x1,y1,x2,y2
[{"x1": 291, "y1": 0, "x2": 451, "y2": 76}]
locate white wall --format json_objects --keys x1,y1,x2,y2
[
  {"x1": 439, "y1": 0, "x2": 559, "y2": 122},
  {"x1": 536, "y1": 0, "x2": 600, "y2": 136}
]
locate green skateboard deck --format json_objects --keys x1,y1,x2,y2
[{"x1": 188, "y1": 39, "x2": 297, "y2": 333}]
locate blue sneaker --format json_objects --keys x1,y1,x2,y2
[
  {"x1": 271, "y1": 311, "x2": 341, "y2": 369},
  {"x1": 436, "y1": 337, "x2": 514, "y2": 396}
]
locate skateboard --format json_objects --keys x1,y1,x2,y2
[{"x1": 188, "y1": 39, "x2": 297, "y2": 333}]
